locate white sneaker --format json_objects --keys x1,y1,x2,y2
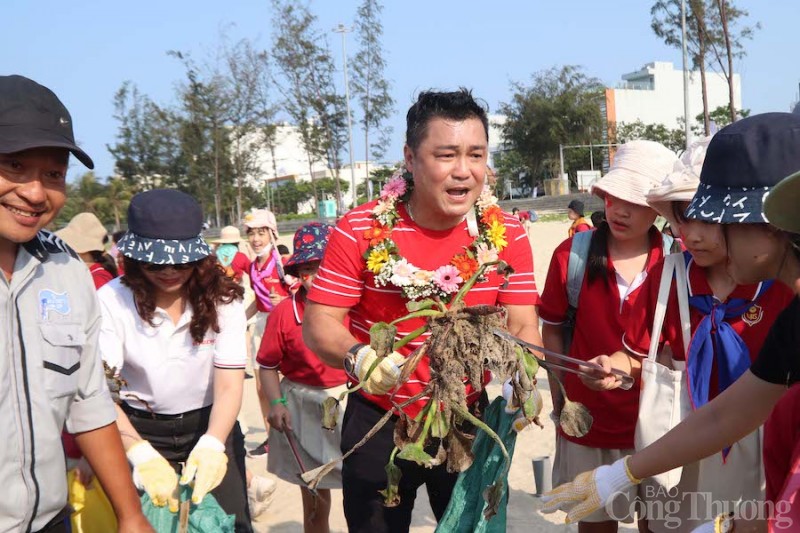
[{"x1": 248, "y1": 475, "x2": 277, "y2": 520}]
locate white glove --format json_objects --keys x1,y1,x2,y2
[
  {"x1": 353, "y1": 345, "x2": 405, "y2": 395},
  {"x1": 126, "y1": 441, "x2": 179, "y2": 510},
  {"x1": 541, "y1": 457, "x2": 639, "y2": 523}
]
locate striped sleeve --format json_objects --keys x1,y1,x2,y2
[
  {"x1": 307, "y1": 208, "x2": 367, "y2": 307},
  {"x1": 497, "y1": 215, "x2": 540, "y2": 306}
]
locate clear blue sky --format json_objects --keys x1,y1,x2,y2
[{"x1": 3, "y1": 0, "x2": 797, "y2": 181}]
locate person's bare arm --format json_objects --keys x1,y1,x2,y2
[
  {"x1": 579, "y1": 349, "x2": 644, "y2": 390},
  {"x1": 113, "y1": 404, "x2": 144, "y2": 451},
  {"x1": 260, "y1": 367, "x2": 291, "y2": 432},
  {"x1": 628, "y1": 371, "x2": 785, "y2": 479},
  {"x1": 303, "y1": 301, "x2": 356, "y2": 368},
  {"x1": 504, "y1": 304, "x2": 542, "y2": 346},
  {"x1": 206, "y1": 368, "x2": 244, "y2": 443},
  {"x1": 75, "y1": 423, "x2": 153, "y2": 532}
]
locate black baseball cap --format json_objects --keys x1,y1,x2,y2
[{"x1": 0, "y1": 75, "x2": 94, "y2": 169}]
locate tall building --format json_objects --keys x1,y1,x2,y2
[{"x1": 604, "y1": 61, "x2": 742, "y2": 140}]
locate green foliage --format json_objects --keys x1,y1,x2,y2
[
  {"x1": 693, "y1": 105, "x2": 750, "y2": 134},
  {"x1": 56, "y1": 173, "x2": 133, "y2": 230},
  {"x1": 271, "y1": 0, "x2": 347, "y2": 213},
  {"x1": 614, "y1": 120, "x2": 686, "y2": 153},
  {"x1": 499, "y1": 65, "x2": 605, "y2": 187},
  {"x1": 356, "y1": 164, "x2": 398, "y2": 204},
  {"x1": 270, "y1": 177, "x2": 349, "y2": 215},
  {"x1": 352, "y1": 0, "x2": 395, "y2": 165}
]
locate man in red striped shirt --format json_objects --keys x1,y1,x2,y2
[{"x1": 304, "y1": 89, "x2": 542, "y2": 533}]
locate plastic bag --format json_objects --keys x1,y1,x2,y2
[
  {"x1": 435, "y1": 397, "x2": 519, "y2": 533},
  {"x1": 68, "y1": 469, "x2": 118, "y2": 533},
  {"x1": 141, "y1": 486, "x2": 235, "y2": 533}
]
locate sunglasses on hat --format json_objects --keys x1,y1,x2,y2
[{"x1": 141, "y1": 262, "x2": 198, "y2": 273}]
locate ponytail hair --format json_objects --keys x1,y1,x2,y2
[
  {"x1": 90, "y1": 251, "x2": 118, "y2": 278},
  {"x1": 586, "y1": 222, "x2": 611, "y2": 284}
]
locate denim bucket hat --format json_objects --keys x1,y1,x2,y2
[
  {"x1": 283, "y1": 222, "x2": 333, "y2": 277},
  {"x1": 685, "y1": 113, "x2": 800, "y2": 224},
  {"x1": 117, "y1": 189, "x2": 211, "y2": 264}
]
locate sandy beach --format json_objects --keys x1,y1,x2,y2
[{"x1": 241, "y1": 220, "x2": 636, "y2": 532}]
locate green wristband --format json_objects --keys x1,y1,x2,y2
[{"x1": 270, "y1": 397, "x2": 287, "y2": 407}]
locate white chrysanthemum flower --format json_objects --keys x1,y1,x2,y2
[
  {"x1": 475, "y1": 242, "x2": 499, "y2": 265},
  {"x1": 390, "y1": 259, "x2": 417, "y2": 287}
]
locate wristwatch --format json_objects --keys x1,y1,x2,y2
[{"x1": 344, "y1": 343, "x2": 366, "y2": 377}]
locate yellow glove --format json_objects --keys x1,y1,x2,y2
[
  {"x1": 126, "y1": 441, "x2": 180, "y2": 511},
  {"x1": 180, "y1": 434, "x2": 228, "y2": 504},
  {"x1": 353, "y1": 345, "x2": 405, "y2": 396},
  {"x1": 540, "y1": 457, "x2": 640, "y2": 524}
]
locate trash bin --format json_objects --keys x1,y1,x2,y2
[{"x1": 318, "y1": 200, "x2": 337, "y2": 218}]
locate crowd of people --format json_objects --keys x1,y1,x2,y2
[{"x1": 4, "y1": 72, "x2": 800, "y2": 533}]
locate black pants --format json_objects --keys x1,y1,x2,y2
[
  {"x1": 341, "y1": 393, "x2": 487, "y2": 533},
  {"x1": 124, "y1": 404, "x2": 252, "y2": 533},
  {"x1": 34, "y1": 508, "x2": 70, "y2": 533}
]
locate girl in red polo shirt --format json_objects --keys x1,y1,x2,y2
[
  {"x1": 541, "y1": 113, "x2": 800, "y2": 532},
  {"x1": 539, "y1": 140, "x2": 678, "y2": 530},
  {"x1": 257, "y1": 223, "x2": 348, "y2": 533},
  {"x1": 589, "y1": 137, "x2": 793, "y2": 531}
]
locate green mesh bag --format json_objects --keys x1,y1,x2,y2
[
  {"x1": 435, "y1": 397, "x2": 519, "y2": 533},
  {"x1": 140, "y1": 486, "x2": 235, "y2": 533}
]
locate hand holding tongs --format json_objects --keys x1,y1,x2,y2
[{"x1": 492, "y1": 329, "x2": 635, "y2": 391}]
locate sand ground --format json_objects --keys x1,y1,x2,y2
[{"x1": 240, "y1": 220, "x2": 637, "y2": 532}]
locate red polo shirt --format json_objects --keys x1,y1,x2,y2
[
  {"x1": 257, "y1": 291, "x2": 348, "y2": 388},
  {"x1": 624, "y1": 252, "x2": 794, "y2": 399},
  {"x1": 308, "y1": 200, "x2": 540, "y2": 418},
  {"x1": 539, "y1": 228, "x2": 666, "y2": 449}
]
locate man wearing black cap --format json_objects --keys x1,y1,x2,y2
[{"x1": 0, "y1": 75, "x2": 151, "y2": 532}]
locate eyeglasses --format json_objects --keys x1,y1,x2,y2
[{"x1": 141, "y1": 262, "x2": 197, "y2": 272}]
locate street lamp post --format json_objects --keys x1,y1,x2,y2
[
  {"x1": 681, "y1": 0, "x2": 691, "y2": 149},
  {"x1": 334, "y1": 23, "x2": 357, "y2": 211}
]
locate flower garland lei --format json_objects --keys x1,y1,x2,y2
[{"x1": 363, "y1": 167, "x2": 508, "y2": 302}]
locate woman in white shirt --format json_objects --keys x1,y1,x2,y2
[{"x1": 99, "y1": 189, "x2": 251, "y2": 531}]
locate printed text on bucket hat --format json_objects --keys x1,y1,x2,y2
[
  {"x1": 116, "y1": 189, "x2": 211, "y2": 264},
  {"x1": 685, "y1": 113, "x2": 800, "y2": 224}
]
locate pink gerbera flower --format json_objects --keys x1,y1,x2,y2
[
  {"x1": 432, "y1": 265, "x2": 463, "y2": 294},
  {"x1": 380, "y1": 175, "x2": 407, "y2": 200}
]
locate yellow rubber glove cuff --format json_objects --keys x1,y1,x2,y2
[
  {"x1": 126, "y1": 441, "x2": 179, "y2": 510},
  {"x1": 180, "y1": 435, "x2": 228, "y2": 504},
  {"x1": 354, "y1": 347, "x2": 404, "y2": 395}
]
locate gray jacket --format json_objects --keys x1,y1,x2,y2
[{"x1": 0, "y1": 231, "x2": 116, "y2": 532}]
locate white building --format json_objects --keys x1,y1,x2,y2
[
  {"x1": 605, "y1": 61, "x2": 742, "y2": 138},
  {"x1": 242, "y1": 123, "x2": 394, "y2": 214}
]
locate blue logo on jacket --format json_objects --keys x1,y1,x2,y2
[{"x1": 39, "y1": 289, "x2": 71, "y2": 320}]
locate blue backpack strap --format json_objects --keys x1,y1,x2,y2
[{"x1": 566, "y1": 231, "x2": 593, "y2": 309}]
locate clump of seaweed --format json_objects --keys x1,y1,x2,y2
[{"x1": 310, "y1": 261, "x2": 591, "y2": 520}]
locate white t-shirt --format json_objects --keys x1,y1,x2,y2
[{"x1": 98, "y1": 277, "x2": 247, "y2": 414}]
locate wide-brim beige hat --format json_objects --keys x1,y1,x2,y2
[
  {"x1": 210, "y1": 225, "x2": 242, "y2": 244},
  {"x1": 591, "y1": 140, "x2": 679, "y2": 207},
  {"x1": 646, "y1": 136, "x2": 713, "y2": 227},
  {"x1": 56, "y1": 212, "x2": 107, "y2": 253},
  {"x1": 765, "y1": 170, "x2": 800, "y2": 234}
]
